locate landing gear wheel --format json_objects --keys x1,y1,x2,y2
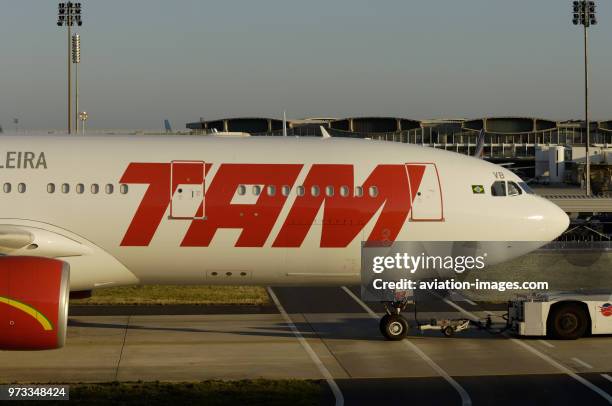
[
  {"x1": 547, "y1": 303, "x2": 588, "y2": 340},
  {"x1": 380, "y1": 314, "x2": 408, "y2": 341},
  {"x1": 442, "y1": 326, "x2": 454, "y2": 337}
]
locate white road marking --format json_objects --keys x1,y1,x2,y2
[
  {"x1": 437, "y1": 296, "x2": 612, "y2": 404},
  {"x1": 451, "y1": 291, "x2": 477, "y2": 306},
  {"x1": 267, "y1": 287, "x2": 344, "y2": 406},
  {"x1": 538, "y1": 340, "x2": 555, "y2": 349},
  {"x1": 602, "y1": 374, "x2": 612, "y2": 384},
  {"x1": 439, "y1": 296, "x2": 480, "y2": 322},
  {"x1": 341, "y1": 286, "x2": 472, "y2": 406},
  {"x1": 572, "y1": 358, "x2": 594, "y2": 369},
  {"x1": 464, "y1": 298, "x2": 477, "y2": 306},
  {"x1": 509, "y1": 339, "x2": 612, "y2": 403}
]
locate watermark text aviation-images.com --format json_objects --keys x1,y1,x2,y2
[{"x1": 369, "y1": 252, "x2": 549, "y2": 292}]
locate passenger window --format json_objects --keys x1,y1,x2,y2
[
  {"x1": 120, "y1": 184, "x2": 129, "y2": 194},
  {"x1": 61, "y1": 183, "x2": 70, "y2": 194},
  {"x1": 105, "y1": 184, "x2": 114, "y2": 194},
  {"x1": 91, "y1": 184, "x2": 99, "y2": 194},
  {"x1": 369, "y1": 186, "x2": 379, "y2": 198},
  {"x1": 267, "y1": 185, "x2": 276, "y2": 196},
  {"x1": 325, "y1": 186, "x2": 334, "y2": 197},
  {"x1": 76, "y1": 183, "x2": 85, "y2": 194},
  {"x1": 281, "y1": 185, "x2": 290, "y2": 197},
  {"x1": 340, "y1": 186, "x2": 349, "y2": 197},
  {"x1": 296, "y1": 186, "x2": 305, "y2": 196},
  {"x1": 355, "y1": 186, "x2": 363, "y2": 197},
  {"x1": 237, "y1": 185, "x2": 246, "y2": 196},
  {"x1": 17, "y1": 183, "x2": 26, "y2": 193},
  {"x1": 47, "y1": 183, "x2": 55, "y2": 193},
  {"x1": 491, "y1": 181, "x2": 506, "y2": 196},
  {"x1": 252, "y1": 185, "x2": 261, "y2": 196},
  {"x1": 3, "y1": 183, "x2": 11, "y2": 193},
  {"x1": 507, "y1": 181, "x2": 522, "y2": 196},
  {"x1": 311, "y1": 185, "x2": 320, "y2": 197}
]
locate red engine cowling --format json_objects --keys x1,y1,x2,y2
[{"x1": 0, "y1": 257, "x2": 70, "y2": 350}]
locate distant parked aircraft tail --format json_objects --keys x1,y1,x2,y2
[{"x1": 164, "y1": 119, "x2": 172, "y2": 133}]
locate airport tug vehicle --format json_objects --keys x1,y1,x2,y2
[{"x1": 508, "y1": 292, "x2": 612, "y2": 339}]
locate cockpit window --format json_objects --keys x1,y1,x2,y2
[
  {"x1": 518, "y1": 182, "x2": 535, "y2": 195},
  {"x1": 507, "y1": 181, "x2": 522, "y2": 196},
  {"x1": 491, "y1": 181, "x2": 506, "y2": 197}
]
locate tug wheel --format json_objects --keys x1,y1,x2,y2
[{"x1": 547, "y1": 303, "x2": 588, "y2": 340}]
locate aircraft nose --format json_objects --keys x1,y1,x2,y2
[{"x1": 527, "y1": 197, "x2": 570, "y2": 241}]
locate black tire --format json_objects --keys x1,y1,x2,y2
[
  {"x1": 379, "y1": 314, "x2": 391, "y2": 337},
  {"x1": 380, "y1": 314, "x2": 408, "y2": 341},
  {"x1": 442, "y1": 326, "x2": 454, "y2": 337},
  {"x1": 547, "y1": 303, "x2": 588, "y2": 340}
]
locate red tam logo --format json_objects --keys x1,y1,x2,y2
[{"x1": 120, "y1": 163, "x2": 428, "y2": 248}]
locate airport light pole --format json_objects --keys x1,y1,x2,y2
[
  {"x1": 572, "y1": 0, "x2": 597, "y2": 196},
  {"x1": 57, "y1": 2, "x2": 82, "y2": 134},
  {"x1": 72, "y1": 33, "x2": 81, "y2": 134}
]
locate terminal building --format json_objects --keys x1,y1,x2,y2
[{"x1": 187, "y1": 116, "x2": 612, "y2": 161}]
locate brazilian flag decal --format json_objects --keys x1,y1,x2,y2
[{"x1": 472, "y1": 185, "x2": 485, "y2": 194}]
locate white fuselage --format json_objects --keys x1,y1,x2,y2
[{"x1": 0, "y1": 135, "x2": 569, "y2": 291}]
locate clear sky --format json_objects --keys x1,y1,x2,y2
[{"x1": 0, "y1": 0, "x2": 610, "y2": 130}]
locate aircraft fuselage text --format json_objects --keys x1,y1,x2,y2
[{"x1": 0, "y1": 152, "x2": 47, "y2": 169}]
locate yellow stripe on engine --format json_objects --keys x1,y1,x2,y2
[{"x1": 0, "y1": 296, "x2": 54, "y2": 331}]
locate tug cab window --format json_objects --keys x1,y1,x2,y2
[
  {"x1": 507, "y1": 181, "x2": 522, "y2": 196},
  {"x1": 491, "y1": 181, "x2": 506, "y2": 196}
]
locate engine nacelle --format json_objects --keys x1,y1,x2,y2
[{"x1": 0, "y1": 257, "x2": 69, "y2": 350}]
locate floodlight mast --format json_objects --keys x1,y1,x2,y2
[
  {"x1": 57, "y1": 2, "x2": 83, "y2": 134},
  {"x1": 72, "y1": 33, "x2": 81, "y2": 134},
  {"x1": 572, "y1": 1, "x2": 597, "y2": 196}
]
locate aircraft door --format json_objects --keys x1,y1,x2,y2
[
  {"x1": 170, "y1": 161, "x2": 206, "y2": 219},
  {"x1": 406, "y1": 163, "x2": 444, "y2": 221}
]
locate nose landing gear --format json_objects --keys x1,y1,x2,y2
[{"x1": 379, "y1": 299, "x2": 411, "y2": 341}]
